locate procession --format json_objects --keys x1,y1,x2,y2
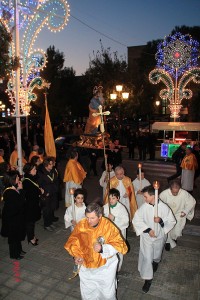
[{"x1": 0, "y1": 0, "x2": 200, "y2": 299}]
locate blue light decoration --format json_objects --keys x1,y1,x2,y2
[
  {"x1": 0, "y1": 0, "x2": 70, "y2": 115},
  {"x1": 149, "y1": 32, "x2": 200, "y2": 119},
  {"x1": 156, "y1": 32, "x2": 199, "y2": 78}
]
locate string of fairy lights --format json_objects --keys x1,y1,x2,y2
[
  {"x1": 0, "y1": 0, "x2": 70, "y2": 116},
  {"x1": 149, "y1": 32, "x2": 200, "y2": 119}
]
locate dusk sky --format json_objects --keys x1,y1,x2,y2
[{"x1": 35, "y1": 0, "x2": 200, "y2": 75}]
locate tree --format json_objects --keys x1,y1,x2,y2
[{"x1": 84, "y1": 41, "x2": 133, "y2": 119}]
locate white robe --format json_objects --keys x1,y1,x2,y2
[
  {"x1": 132, "y1": 201, "x2": 176, "y2": 280},
  {"x1": 117, "y1": 180, "x2": 130, "y2": 215},
  {"x1": 132, "y1": 178, "x2": 151, "y2": 208},
  {"x1": 80, "y1": 244, "x2": 118, "y2": 300},
  {"x1": 99, "y1": 170, "x2": 115, "y2": 198},
  {"x1": 104, "y1": 202, "x2": 129, "y2": 271},
  {"x1": 159, "y1": 188, "x2": 196, "y2": 248},
  {"x1": 64, "y1": 204, "x2": 86, "y2": 231},
  {"x1": 181, "y1": 169, "x2": 195, "y2": 191}
]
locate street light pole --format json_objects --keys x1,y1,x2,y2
[
  {"x1": 14, "y1": 0, "x2": 23, "y2": 175},
  {"x1": 110, "y1": 85, "x2": 129, "y2": 141}
]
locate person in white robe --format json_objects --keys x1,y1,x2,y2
[
  {"x1": 64, "y1": 188, "x2": 86, "y2": 232},
  {"x1": 132, "y1": 168, "x2": 150, "y2": 208},
  {"x1": 132, "y1": 185, "x2": 176, "y2": 293},
  {"x1": 99, "y1": 162, "x2": 115, "y2": 199},
  {"x1": 64, "y1": 203, "x2": 128, "y2": 300},
  {"x1": 104, "y1": 188, "x2": 129, "y2": 271},
  {"x1": 159, "y1": 179, "x2": 196, "y2": 250}
]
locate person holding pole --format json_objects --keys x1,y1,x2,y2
[
  {"x1": 64, "y1": 188, "x2": 86, "y2": 232},
  {"x1": 132, "y1": 185, "x2": 176, "y2": 293}
]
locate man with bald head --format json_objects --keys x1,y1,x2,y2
[{"x1": 159, "y1": 179, "x2": 196, "y2": 251}]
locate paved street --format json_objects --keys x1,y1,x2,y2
[{"x1": 0, "y1": 155, "x2": 200, "y2": 300}]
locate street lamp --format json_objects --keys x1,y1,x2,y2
[{"x1": 110, "y1": 85, "x2": 129, "y2": 140}]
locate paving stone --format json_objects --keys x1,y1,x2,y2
[
  {"x1": 3, "y1": 290, "x2": 35, "y2": 300},
  {"x1": 16, "y1": 281, "x2": 34, "y2": 293},
  {"x1": 27, "y1": 286, "x2": 49, "y2": 299},
  {"x1": 44, "y1": 290, "x2": 65, "y2": 300},
  {"x1": 0, "y1": 286, "x2": 12, "y2": 299}
]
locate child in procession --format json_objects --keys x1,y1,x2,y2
[
  {"x1": 64, "y1": 188, "x2": 86, "y2": 232},
  {"x1": 103, "y1": 188, "x2": 129, "y2": 271}
]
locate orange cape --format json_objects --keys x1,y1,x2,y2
[
  {"x1": 64, "y1": 217, "x2": 128, "y2": 268},
  {"x1": 63, "y1": 159, "x2": 86, "y2": 184},
  {"x1": 181, "y1": 153, "x2": 198, "y2": 171}
]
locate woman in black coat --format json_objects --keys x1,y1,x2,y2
[
  {"x1": 23, "y1": 163, "x2": 43, "y2": 246},
  {"x1": 1, "y1": 170, "x2": 26, "y2": 260}
]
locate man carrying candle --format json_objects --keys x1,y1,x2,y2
[
  {"x1": 132, "y1": 166, "x2": 151, "y2": 208},
  {"x1": 132, "y1": 185, "x2": 176, "y2": 293}
]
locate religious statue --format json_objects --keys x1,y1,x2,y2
[{"x1": 84, "y1": 86, "x2": 104, "y2": 135}]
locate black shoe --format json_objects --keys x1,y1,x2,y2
[
  {"x1": 142, "y1": 280, "x2": 152, "y2": 293},
  {"x1": 152, "y1": 261, "x2": 159, "y2": 273},
  {"x1": 10, "y1": 256, "x2": 24, "y2": 260},
  {"x1": 165, "y1": 243, "x2": 170, "y2": 251},
  {"x1": 52, "y1": 216, "x2": 59, "y2": 222}
]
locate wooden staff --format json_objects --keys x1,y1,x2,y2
[
  {"x1": 93, "y1": 104, "x2": 111, "y2": 212},
  {"x1": 69, "y1": 188, "x2": 76, "y2": 222},
  {"x1": 153, "y1": 181, "x2": 160, "y2": 237}
]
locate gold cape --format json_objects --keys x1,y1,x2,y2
[
  {"x1": 63, "y1": 159, "x2": 87, "y2": 184},
  {"x1": 104, "y1": 176, "x2": 137, "y2": 219},
  {"x1": 64, "y1": 217, "x2": 128, "y2": 269},
  {"x1": 181, "y1": 153, "x2": 198, "y2": 171}
]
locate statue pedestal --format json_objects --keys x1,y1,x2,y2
[{"x1": 73, "y1": 132, "x2": 110, "y2": 149}]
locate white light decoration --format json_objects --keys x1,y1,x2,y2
[
  {"x1": 0, "y1": 0, "x2": 70, "y2": 115},
  {"x1": 149, "y1": 32, "x2": 200, "y2": 119}
]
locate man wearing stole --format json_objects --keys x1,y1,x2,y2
[
  {"x1": 64, "y1": 203, "x2": 128, "y2": 300},
  {"x1": 104, "y1": 166, "x2": 137, "y2": 220}
]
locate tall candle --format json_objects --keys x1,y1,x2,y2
[
  {"x1": 138, "y1": 163, "x2": 142, "y2": 190},
  {"x1": 69, "y1": 188, "x2": 76, "y2": 222},
  {"x1": 153, "y1": 181, "x2": 160, "y2": 236}
]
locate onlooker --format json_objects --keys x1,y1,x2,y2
[
  {"x1": 37, "y1": 157, "x2": 59, "y2": 231},
  {"x1": 192, "y1": 144, "x2": 200, "y2": 181},
  {"x1": 23, "y1": 163, "x2": 43, "y2": 246},
  {"x1": 167, "y1": 142, "x2": 187, "y2": 182},
  {"x1": 1, "y1": 171, "x2": 26, "y2": 260}
]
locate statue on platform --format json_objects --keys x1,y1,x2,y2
[{"x1": 84, "y1": 86, "x2": 104, "y2": 135}]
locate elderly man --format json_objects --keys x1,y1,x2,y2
[
  {"x1": 64, "y1": 203, "x2": 128, "y2": 300},
  {"x1": 159, "y1": 179, "x2": 196, "y2": 251},
  {"x1": 104, "y1": 166, "x2": 137, "y2": 219}
]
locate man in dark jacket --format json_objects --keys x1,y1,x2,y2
[
  {"x1": 37, "y1": 157, "x2": 59, "y2": 231},
  {"x1": 167, "y1": 142, "x2": 187, "y2": 182}
]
